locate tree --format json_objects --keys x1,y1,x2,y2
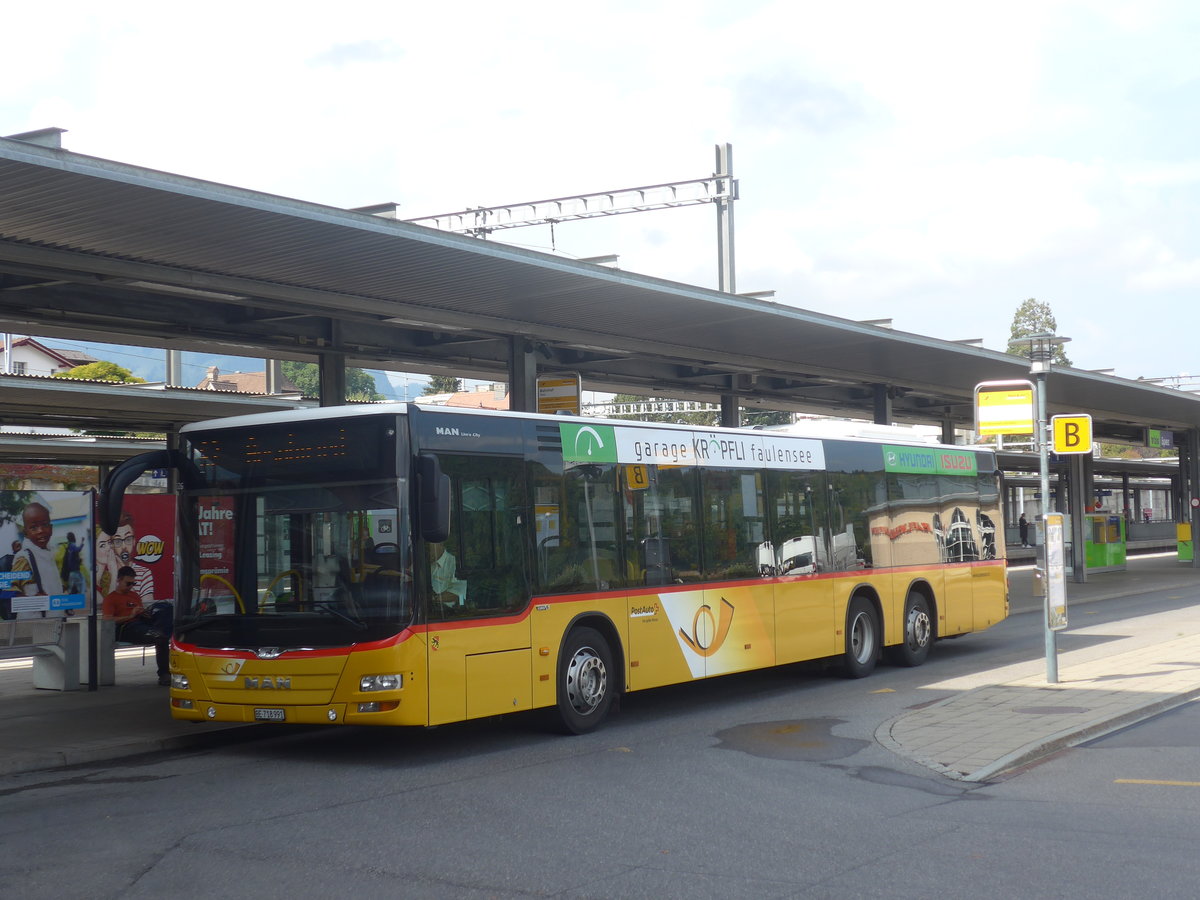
[
  {"x1": 742, "y1": 409, "x2": 792, "y2": 428},
  {"x1": 280, "y1": 362, "x2": 383, "y2": 401},
  {"x1": 1007, "y1": 298, "x2": 1072, "y2": 366},
  {"x1": 53, "y1": 361, "x2": 145, "y2": 383},
  {"x1": 424, "y1": 375, "x2": 461, "y2": 395}
]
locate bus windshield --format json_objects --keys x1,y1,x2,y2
[{"x1": 176, "y1": 415, "x2": 410, "y2": 649}]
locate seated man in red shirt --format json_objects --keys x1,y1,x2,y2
[{"x1": 102, "y1": 565, "x2": 173, "y2": 686}]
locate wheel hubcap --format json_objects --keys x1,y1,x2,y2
[
  {"x1": 850, "y1": 612, "x2": 873, "y2": 664},
  {"x1": 908, "y1": 606, "x2": 931, "y2": 650},
  {"x1": 565, "y1": 646, "x2": 607, "y2": 715}
]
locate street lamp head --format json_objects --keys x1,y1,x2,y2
[{"x1": 1009, "y1": 331, "x2": 1071, "y2": 374}]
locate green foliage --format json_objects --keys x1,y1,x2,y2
[
  {"x1": 1007, "y1": 298, "x2": 1072, "y2": 366},
  {"x1": 281, "y1": 361, "x2": 319, "y2": 397},
  {"x1": 0, "y1": 490, "x2": 37, "y2": 530},
  {"x1": 424, "y1": 375, "x2": 462, "y2": 395},
  {"x1": 742, "y1": 409, "x2": 792, "y2": 428},
  {"x1": 280, "y1": 361, "x2": 382, "y2": 401},
  {"x1": 53, "y1": 361, "x2": 146, "y2": 383}
]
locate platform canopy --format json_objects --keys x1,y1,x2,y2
[{"x1": 2, "y1": 132, "x2": 1199, "y2": 442}]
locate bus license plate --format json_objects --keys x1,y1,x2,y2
[{"x1": 254, "y1": 708, "x2": 286, "y2": 722}]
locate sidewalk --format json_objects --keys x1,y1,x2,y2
[
  {"x1": 878, "y1": 553, "x2": 1200, "y2": 781},
  {"x1": 2, "y1": 554, "x2": 1200, "y2": 779},
  {"x1": 0, "y1": 650, "x2": 252, "y2": 776}
]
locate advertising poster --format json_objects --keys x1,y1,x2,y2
[
  {"x1": 95, "y1": 493, "x2": 177, "y2": 606},
  {"x1": 0, "y1": 490, "x2": 92, "y2": 618},
  {"x1": 197, "y1": 496, "x2": 237, "y2": 613}
]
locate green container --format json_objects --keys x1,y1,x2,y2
[{"x1": 1084, "y1": 514, "x2": 1126, "y2": 572}]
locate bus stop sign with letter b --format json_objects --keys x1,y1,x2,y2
[{"x1": 1051, "y1": 414, "x2": 1092, "y2": 454}]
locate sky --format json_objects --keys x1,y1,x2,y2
[{"x1": 5, "y1": 0, "x2": 1200, "y2": 391}]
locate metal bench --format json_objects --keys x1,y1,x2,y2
[
  {"x1": 0, "y1": 617, "x2": 80, "y2": 690},
  {"x1": 82, "y1": 618, "x2": 149, "y2": 686}
]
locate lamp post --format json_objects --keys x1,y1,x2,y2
[{"x1": 1010, "y1": 330, "x2": 1070, "y2": 684}]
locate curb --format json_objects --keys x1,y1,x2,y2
[
  {"x1": 876, "y1": 685, "x2": 1200, "y2": 784},
  {"x1": 0, "y1": 723, "x2": 317, "y2": 777},
  {"x1": 962, "y1": 687, "x2": 1200, "y2": 782}
]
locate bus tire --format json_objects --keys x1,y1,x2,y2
[
  {"x1": 556, "y1": 626, "x2": 615, "y2": 734},
  {"x1": 840, "y1": 596, "x2": 879, "y2": 679},
  {"x1": 887, "y1": 591, "x2": 932, "y2": 667}
]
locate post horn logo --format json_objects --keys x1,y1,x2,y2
[{"x1": 679, "y1": 598, "x2": 735, "y2": 658}]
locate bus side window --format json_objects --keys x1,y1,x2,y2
[
  {"x1": 624, "y1": 464, "x2": 701, "y2": 585},
  {"x1": 765, "y1": 471, "x2": 828, "y2": 576},
  {"x1": 432, "y1": 455, "x2": 530, "y2": 618},
  {"x1": 533, "y1": 461, "x2": 624, "y2": 593},
  {"x1": 826, "y1": 471, "x2": 882, "y2": 570},
  {"x1": 700, "y1": 468, "x2": 764, "y2": 581}
]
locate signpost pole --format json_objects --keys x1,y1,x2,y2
[
  {"x1": 981, "y1": 333, "x2": 1074, "y2": 685},
  {"x1": 1035, "y1": 366, "x2": 1058, "y2": 684}
]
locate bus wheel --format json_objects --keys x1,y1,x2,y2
[
  {"x1": 556, "y1": 626, "x2": 615, "y2": 734},
  {"x1": 840, "y1": 596, "x2": 879, "y2": 679},
  {"x1": 887, "y1": 592, "x2": 932, "y2": 667}
]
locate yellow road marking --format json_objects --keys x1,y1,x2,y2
[
  {"x1": 1115, "y1": 779, "x2": 1200, "y2": 787},
  {"x1": 870, "y1": 688, "x2": 895, "y2": 694}
]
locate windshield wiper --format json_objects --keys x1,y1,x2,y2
[{"x1": 311, "y1": 600, "x2": 367, "y2": 630}]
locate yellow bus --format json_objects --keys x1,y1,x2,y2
[{"x1": 100, "y1": 404, "x2": 1007, "y2": 733}]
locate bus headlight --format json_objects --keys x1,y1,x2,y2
[
  {"x1": 360, "y1": 674, "x2": 403, "y2": 692},
  {"x1": 171, "y1": 673, "x2": 190, "y2": 690}
]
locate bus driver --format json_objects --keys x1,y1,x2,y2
[{"x1": 428, "y1": 542, "x2": 467, "y2": 610}]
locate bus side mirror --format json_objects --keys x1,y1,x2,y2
[
  {"x1": 99, "y1": 449, "x2": 181, "y2": 534},
  {"x1": 416, "y1": 453, "x2": 450, "y2": 543}
]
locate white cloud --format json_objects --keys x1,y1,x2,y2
[{"x1": 5, "y1": 0, "x2": 1200, "y2": 383}]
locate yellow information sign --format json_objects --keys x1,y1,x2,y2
[
  {"x1": 1052, "y1": 414, "x2": 1093, "y2": 454},
  {"x1": 624, "y1": 464, "x2": 651, "y2": 490},
  {"x1": 975, "y1": 382, "x2": 1035, "y2": 436},
  {"x1": 536, "y1": 374, "x2": 581, "y2": 415}
]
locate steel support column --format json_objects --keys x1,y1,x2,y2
[
  {"x1": 873, "y1": 384, "x2": 892, "y2": 425},
  {"x1": 720, "y1": 394, "x2": 739, "y2": 428},
  {"x1": 508, "y1": 336, "x2": 538, "y2": 413},
  {"x1": 1068, "y1": 452, "x2": 1089, "y2": 583},
  {"x1": 318, "y1": 355, "x2": 346, "y2": 407},
  {"x1": 1190, "y1": 428, "x2": 1200, "y2": 568},
  {"x1": 265, "y1": 358, "x2": 283, "y2": 395},
  {"x1": 715, "y1": 143, "x2": 735, "y2": 295},
  {"x1": 165, "y1": 350, "x2": 182, "y2": 388}
]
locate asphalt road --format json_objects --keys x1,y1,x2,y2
[{"x1": 2, "y1": 589, "x2": 1199, "y2": 899}]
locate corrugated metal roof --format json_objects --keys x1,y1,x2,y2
[
  {"x1": 0, "y1": 372, "x2": 309, "y2": 434},
  {"x1": 1, "y1": 134, "x2": 1199, "y2": 436}
]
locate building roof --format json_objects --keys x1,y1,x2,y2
[
  {"x1": 195, "y1": 365, "x2": 302, "y2": 396},
  {"x1": 2, "y1": 336, "x2": 98, "y2": 370},
  {"x1": 444, "y1": 384, "x2": 509, "y2": 410}
]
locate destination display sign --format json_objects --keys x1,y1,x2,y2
[{"x1": 559, "y1": 423, "x2": 825, "y2": 470}]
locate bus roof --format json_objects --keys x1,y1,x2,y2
[{"x1": 179, "y1": 402, "x2": 986, "y2": 457}]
